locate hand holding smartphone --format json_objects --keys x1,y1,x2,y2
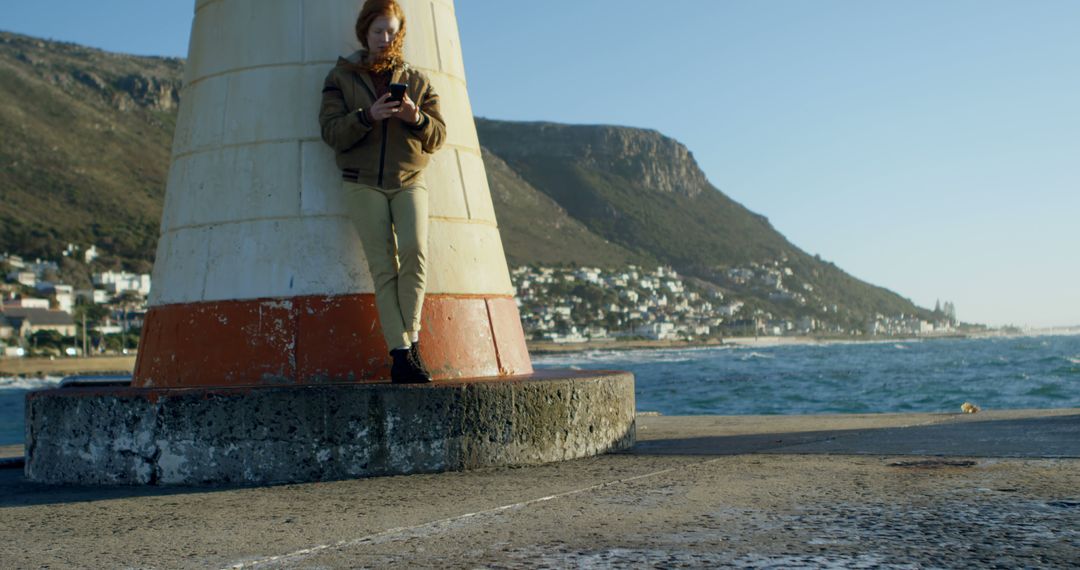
[{"x1": 388, "y1": 83, "x2": 407, "y2": 107}]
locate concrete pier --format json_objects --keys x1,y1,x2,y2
[
  {"x1": 3, "y1": 408, "x2": 1078, "y2": 568},
  {"x1": 24, "y1": 371, "x2": 635, "y2": 486}
]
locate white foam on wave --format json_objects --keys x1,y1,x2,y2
[
  {"x1": 1068, "y1": 356, "x2": 1080, "y2": 365},
  {"x1": 894, "y1": 344, "x2": 909, "y2": 350},
  {"x1": 0, "y1": 376, "x2": 63, "y2": 391},
  {"x1": 531, "y1": 345, "x2": 731, "y2": 367},
  {"x1": 739, "y1": 351, "x2": 775, "y2": 360}
]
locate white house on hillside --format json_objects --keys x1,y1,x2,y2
[{"x1": 94, "y1": 271, "x2": 152, "y2": 296}]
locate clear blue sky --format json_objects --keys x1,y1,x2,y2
[{"x1": 5, "y1": 1, "x2": 1078, "y2": 328}]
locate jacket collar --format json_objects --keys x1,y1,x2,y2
[{"x1": 339, "y1": 49, "x2": 406, "y2": 94}]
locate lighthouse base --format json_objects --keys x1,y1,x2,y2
[{"x1": 24, "y1": 370, "x2": 635, "y2": 486}]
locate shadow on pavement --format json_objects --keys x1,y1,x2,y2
[
  {"x1": 0, "y1": 466, "x2": 298, "y2": 508},
  {"x1": 624, "y1": 413, "x2": 1080, "y2": 458}
]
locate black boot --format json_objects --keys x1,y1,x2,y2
[
  {"x1": 408, "y1": 341, "x2": 433, "y2": 382},
  {"x1": 390, "y1": 345, "x2": 432, "y2": 384},
  {"x1": 390, "y1": 348, "x2": 412, "y2": 383}
]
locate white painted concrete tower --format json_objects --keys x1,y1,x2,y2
[{"x1": 135, "y1": 0, "x2": 532, "y2": 386}]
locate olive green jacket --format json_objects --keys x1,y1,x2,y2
[{"x1": 318, "y1": 51, "x2": 447, "y2": 188}]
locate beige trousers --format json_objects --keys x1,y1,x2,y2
[{"x1": 343, "y1": 179, "x2": 429, "y2": 350}]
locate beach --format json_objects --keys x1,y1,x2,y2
[{"x1": 0, "y1": 355, "x2": 137, "y2": 378}]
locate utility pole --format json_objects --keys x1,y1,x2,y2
[{"x1": 82, "y1": 310, "x2": 87, "y2": 357}]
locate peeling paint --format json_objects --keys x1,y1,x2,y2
[
  {"x1": 134, "y1": 294, "x2": 532, "y2": 387},
  {"x1": 263, "y1": 299, "x2": 294, "y2": 311}
]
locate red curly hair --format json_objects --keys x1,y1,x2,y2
[{"x1": 353, "y1": 0, "x2": 407, "y2": 74}]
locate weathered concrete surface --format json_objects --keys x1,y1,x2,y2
[
  {"x1": 24, "y1": 370, "x2": 635, "y2": 485},
  {"x1": 632, "y1": 407, "x2": 1080, "y2": 458},
  {"x1": 2, "y1": 408, "x2": 1078, "y2": 568}
]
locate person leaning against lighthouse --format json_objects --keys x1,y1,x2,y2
[{"x1": 318, "y1": 0, "x2": 446, "y2": 383}]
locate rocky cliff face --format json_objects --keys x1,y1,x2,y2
[
  {"x1": 475, "y1": 120, "x2": 712, "y2": 199},
  {"x1": 112, "y1": 73, "x2": 181, "y2": 111},
  {"x1": 1, "y1": 32, "x2": 182, "y2": 114},
  {"x1": 477, "y1": 117, "x2": 790, "y2": 271}
]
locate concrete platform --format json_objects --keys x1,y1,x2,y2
[
  {"x1": 2, "y1": 408, "x2": 1078, "y2": 568},
  {"x1": 24, "y1": 370, "x2": 635, "y2": 485}
]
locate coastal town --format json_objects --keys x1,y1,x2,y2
[
  {"x1": 512, "y1": 263, "x2": 960, "y2": 343},
  {"x1": 1, "y1": 246, "x2": 964, "y2": 358},
  {"x1": 0, "y1": 248, "x2": 147, "y2": 358}
]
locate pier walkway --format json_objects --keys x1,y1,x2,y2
[{"x1": 2, "y1": 408, "x2": 1078, "y2": 568}]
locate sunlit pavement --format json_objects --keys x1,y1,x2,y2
[{"x1": 2, "y1": 408, "x2": 1078, "y2": 568}]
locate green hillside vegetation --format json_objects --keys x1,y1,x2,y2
[
  {"x1": 0, "y1": 31, "x2": 179, "y2": 273},
  {"x1": 483, "y1": 148, "x2": 649, "y2": 267}
]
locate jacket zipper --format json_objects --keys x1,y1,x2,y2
[
  {"x1": 378, "y1": 121, "x2": 389, "y2": 187},
  {"x1": 356, "y1": 79, "x2": 388, "y2": 188}
]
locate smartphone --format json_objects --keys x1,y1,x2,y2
[{"x1": 388, "y1": 83, "x2": 407, "y2": 105}]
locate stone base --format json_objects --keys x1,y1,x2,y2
[{"x1": 24, "y1": 370, "x2": 635, "y2": 486}]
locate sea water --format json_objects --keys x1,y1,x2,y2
[
  {"x1": 532, "y1": 334, "x2": 1080, "y2": 416},
  {"x1": 1, "y1": 334, "x2": 1078, "y2": 445},
  {"x1": 0, "y1": 375, "x2": 62, "y2": 446}
]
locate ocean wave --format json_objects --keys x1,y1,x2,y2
[
  {"x1": 893, "y1": 344, "x2": 909, "y2": 350},
  {"x1": 532, "y1": 345, "x2": 730, "y2": 367},
  {"x1": 1068, "y1": 356, "x2": 1080, "y2": 365},
  {"x1": 0, "y1": 376, "x2": 63, "y2": 391},
  {"x1": 739, "y1": 352, "x2": 775, "y2": 361},
  {"x1": 1025, "y1": 383, "x2": 1068, "y2": 399}
]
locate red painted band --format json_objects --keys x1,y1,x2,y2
[{"x1": 132, "y1": 293, "x2": 533, "y2": 388}]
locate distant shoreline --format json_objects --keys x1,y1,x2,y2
[
  {"x1": 527, "y1": 328, "x2": 1080, "y2": 355},
  {"x1": 526, "y1": 334, "x2": 963, "y2": 355},
  {"x1": 528, "y1": 337, "x2": 792, "y2": 354},
  {"x1": 3, "y1": 329, "x2": 1076, "y2": 377},
  {"x1": 0, "y1": 355, "x2": 136, "y2": 378},
  {"x1": 2, "y1": 341, "x2": 822, "y2": 376}
]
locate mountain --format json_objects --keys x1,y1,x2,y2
[
  {"x1": 477, "y1": 119, "x2": 792, "y2": 269},
  {"x1": 0, "y1": 31, "x2": 179, "y2": 274},
  {"x1": 475, "y1": 119, "x2": 929, "y2": 322},
  {"x1": 0, "y1": 31, "x2": 930, "y2": 324}
]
